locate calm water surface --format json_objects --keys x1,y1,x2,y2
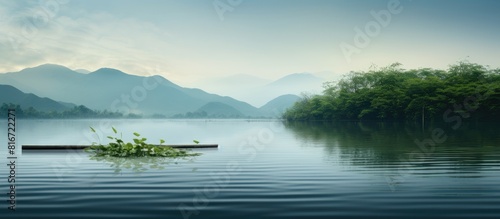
[{"x1": 1, "y1": 119, "x2": 499, "y2": 218}]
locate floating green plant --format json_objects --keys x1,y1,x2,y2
[{"x1": 86, "y1": 127, "x2": 202, "y2": 158}]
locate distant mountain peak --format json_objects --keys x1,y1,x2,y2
[
  {"x1": 0, "y1": 64, "x2": 270, "y2": 117},
  {"x1": 259, "y1": 94, "x2": 301, "y2": 115},
  {"x1": 196, "y1": 102, "x2": 244, "y2": 117},
  {"x1": 91, "y1": 68, "x2": 129, "y2": 76},
  {"x1": 25, "y1": 63, "x2": 74, "y2": 72},
  {"x1": 74, "y1": 69, "x2": 91, "y2": 74},
  {"x1": 36, "y1": 63, "x2": 69, "y2": 68},
  {"x1": 266, "y1": 72, "x2": 323, "y2": 87}
]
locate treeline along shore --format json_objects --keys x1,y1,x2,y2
[
  {"x1": 0, "y1": 104, "x2": 127, "y2": 119},
  {"x1": 283, "y1": 62, "x2": 500, "y2": 122}
]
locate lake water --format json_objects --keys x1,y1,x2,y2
[{"x1": 1, "y1": 119, "x2": 500, "y2": 218}]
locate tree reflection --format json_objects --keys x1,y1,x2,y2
[{"x1": 284, "y1": 121, "x2": 500, "y2": 178}]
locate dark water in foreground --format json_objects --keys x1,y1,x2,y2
[{"x1": 1, "y1": 119, "x2": 500, "y2": 218}]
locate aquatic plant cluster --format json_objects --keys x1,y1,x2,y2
[{"x1": 85, "y1": 127, "x2": 201, "y2": 158}]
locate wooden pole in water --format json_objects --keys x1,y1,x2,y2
[{"x1": 22, "y1": 144, "x2": 218, "y2": 150}]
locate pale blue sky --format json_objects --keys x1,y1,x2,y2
[{"x1": 0, "y1": 0, "x2": 499, "y2": 86}]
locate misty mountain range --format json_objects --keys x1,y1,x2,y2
[
  {"x1": 0, "y1": 84, "x2": 74, "y2": 112},
  {"x1": 193, "y1": 71, "x2": 340, "y2": 107},
  {"x1": 0, "y1": 64, "x2": 303, "y2": 118}
]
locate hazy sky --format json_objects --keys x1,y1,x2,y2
[{"x1": 1, "y1": 0, "x2": 499, "y2": 86}]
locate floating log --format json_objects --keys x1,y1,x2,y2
[{"x1": 22, "y1": 144, "x2": 218, "y2": 150}]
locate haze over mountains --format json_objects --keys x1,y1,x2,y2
[
  {"x1": 193, "y1": 72, "x2": 341, "y2": 107},
  {"x1": 0, "y1": 64, "x2": 303, "y2": 118},
  {"x1": 0, "y1": 84, "x2": 74, "y2": 112}
]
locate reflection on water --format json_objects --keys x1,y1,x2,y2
[
  {"x1": 285, "y1": 121, "x2": 500, "y2": 178},
  {"x1": 2, "y1": 119, "x2": 500, "y2": 218},
  {"x1": 89, "y1": 154, "x2": 199, "y2": 174}
]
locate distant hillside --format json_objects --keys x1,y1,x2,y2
[
  {"x1": 266, "y1": 73, "x2": 323, "y2": 88},
  {"x1": 196, "y1": 102, "x2": 243, "y2": 117},
  {"x1": 0, "y1": 64, "x2": 86, "y2": 98},
  {"x1": 0, "y1": 64, "x2": 266, "y2": 117},
  {"x1": 74, "y1": 69, "x2": 91, "y2": 74},
  {"x1": 255, "y1": 73, "x2": 323, "y2": 107},
  {"x1": 191, "y1": 74, "x2": 271, "y2": 108},
  {"x1": 0, "y1": 84, "x2": 72, "y2": 112},
  {"x1": 260, "y1": 94, "x2": 300, "y2": 116},
  {"x1": 193, "y1": 72, "x2": 325, "y2": 107}
]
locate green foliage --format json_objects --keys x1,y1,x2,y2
[
  {"x1": 283, "y1": 62, "x2": 500, "y2": 121},
  {"x1": 85, "y1": 127, "x2": 202, "y2": 158}
]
